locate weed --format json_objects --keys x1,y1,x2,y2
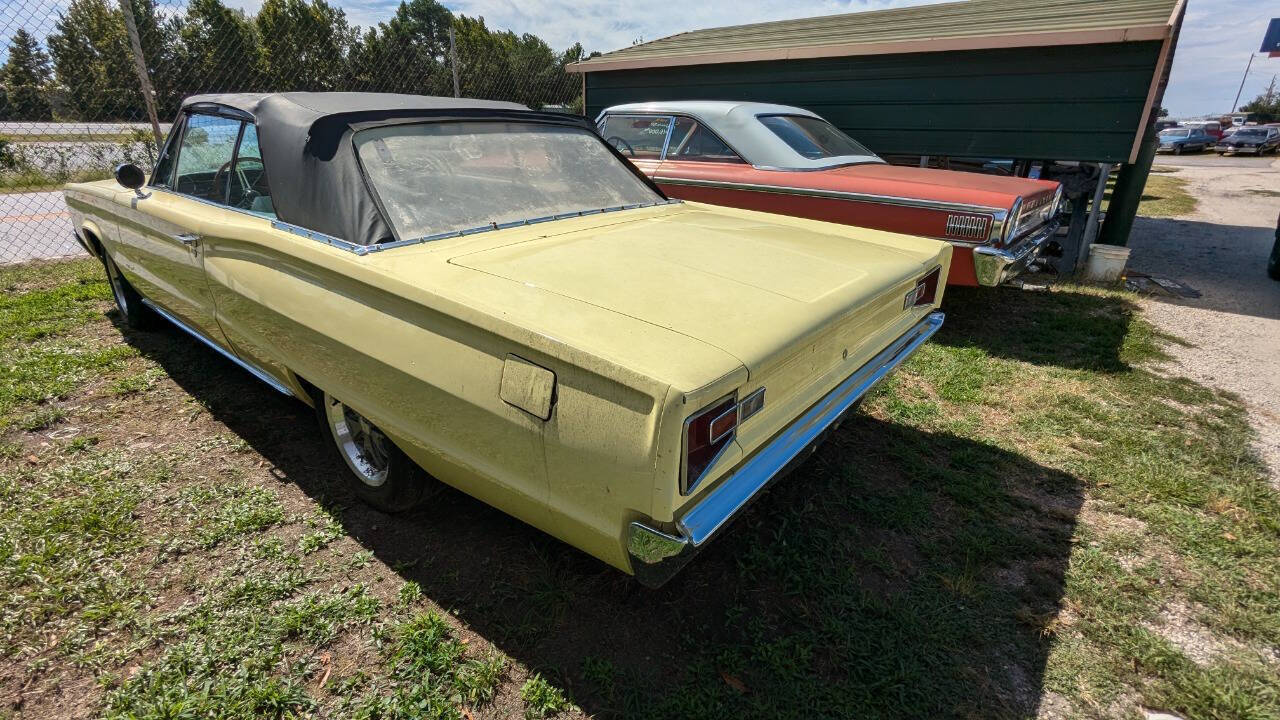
[
  {"x1": 521, "y1": 673, "x2": 570, "y2": 719},
  {"x1": 16, "y1": 405, "x2": 65, "y2": 431}
]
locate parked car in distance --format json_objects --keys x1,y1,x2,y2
[
  {"x1": 1216, "y1": 126, "x2": 1280, "y2": 155},
  {"x1": 1183, "y1": 120, "x2": 1223, "y2": 141},
  {"x1": 1157, "y1": 127, "x2": 1212, "y2": 154},
  {"x1": 596, "y1": 101, "x2": 1062, "y2": 287},
  {"x1": 64, "y1": 92, "x2": 953, "y2": 588},
  {"x1": 1154, "y1": 119, "x2": 1180, "y2": 131}
]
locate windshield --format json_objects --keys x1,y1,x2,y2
[
  {"x1": 1160, "y1": 128, "x2": 1189, "y2": 137},
  {"x1": 757, "y1": 115, "x2": 876, "y2": 161},
  {"x1": 355, "y1": 121, "x2": 663, "y2": 242},
  {"x1": 1235, "y1": 129, "x2": 1266, "y2": 139}
]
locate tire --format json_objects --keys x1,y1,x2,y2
[
  {"x1": 101, "y1": 251, "x2": 153, "y2": 330},
  {"x1": 1269, "y1": 235, "x2": 1280, "y2": 281},
  {"x1": 1173, "y1": 146, "x2": 1182, "y2": 156},
  {"x1": 314, "y1": 388, "x2": 433, "y2": 512}
]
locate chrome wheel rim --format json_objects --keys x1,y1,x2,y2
[
  {"x1": 324, "y1": 394, "x2": 390, "y2": 487},
  {"x1": 105, "y1": 258, "x2": 129, "y2": 316}
]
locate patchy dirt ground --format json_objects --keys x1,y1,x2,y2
[
  {"x1": 1126, "y1": 158, "x2": 1280, "y2": 483},
  {"x1": 2, "y1": 204, "x2": 1279, "y2": 718}
]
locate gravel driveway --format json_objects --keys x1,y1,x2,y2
[{"x1": 1126, "y1": 158, "x2": 1280, "y2": 481}]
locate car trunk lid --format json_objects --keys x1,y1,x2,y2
[{"x1": 447, "y1": 204, "x2": 946, "y2": 399}]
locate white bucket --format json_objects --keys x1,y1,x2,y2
[{"x1": 1083, "y1": 244, "x2": 1131, "y2": 282}]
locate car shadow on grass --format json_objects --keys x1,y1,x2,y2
[
  {"x1": 936, "y1": 284, "x2": 1168, "y2": 372},
  {"x1": 121, "y1": 319, "x2": 1084, "y2": 720}
]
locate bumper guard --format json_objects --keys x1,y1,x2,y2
[
  {"x1": 972, "y1": 220, "x2": 1059, "y2": 286},
  {"x1": 627, "y1": 310, "x2": 945, "y2": 587}
]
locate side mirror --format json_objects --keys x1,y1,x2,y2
[{"x1": 114, "y1": 163, "x2": 148, "y2": 198}]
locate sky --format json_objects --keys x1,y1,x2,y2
[
  {"x1": 226, "y1": 0, "x2": 1280, "y2": 118},
  {"x1": 2, "y1": 0, "x2": 1278, "y2": 118}
]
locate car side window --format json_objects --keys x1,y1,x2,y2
[
  {"x1": 599, "y1": 115, "x2": 670, "y2": 160},
  {"x1": 226, "y1": 123, "x2": 276, "y2": 218},
  {"x1": 666, "y1": 117, "x2": 744, "y2": 163},
  {"x1": 173, "y1": 113, "x2": 243, "y2": 204},
  {"x1": 150, "y1": 115, "x2": 185, "y2": 189}
]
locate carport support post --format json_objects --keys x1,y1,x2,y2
[
  {"x1": 1075, "y1": 162, "x2": 1113, "y2": 271},
  {"x1": 1098, "y1": 126, "x2": 1159, "y2": 246},
  {"x1": 119, "y1": 0, "x2": 163, "y2": 153}
]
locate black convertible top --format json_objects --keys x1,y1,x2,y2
[{"x1": 176, "y1": 92, "x2": 597, "y2": 247}]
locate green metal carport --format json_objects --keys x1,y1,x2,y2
[{"x1": 568, "y1": 0, "x2": 1185, "y2": 253}]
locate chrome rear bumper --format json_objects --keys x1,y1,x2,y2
[
  {"x1": 627, "y1": 310, "x2": 945, "y2": 588},
  {"x1": 972, "y1": 220, "x2": 1059, "y2": 286}
]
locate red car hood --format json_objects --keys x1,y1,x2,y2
[{"x1": 809, "y1": 163, "x2": 1059, "y2": 211}]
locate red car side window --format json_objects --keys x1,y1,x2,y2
[{"x1": 667, "y1": 117, "x2": 745, "y2": 164}]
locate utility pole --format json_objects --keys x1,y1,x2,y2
[
  {"x1": 1231, "y1": 53, "x2": 1255, "y2": 113},
  {"x1": 119, "y1": 0, "x2": 163, "y2": 153},
  {"x1": 449, "y1": 26, "x2": 460, "y2": 98}
]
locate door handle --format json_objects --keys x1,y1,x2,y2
[{"x1": 174, "y1": 232, "x2": 200, "y2": 247}]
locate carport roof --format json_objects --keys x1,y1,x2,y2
[{"x1": 567, "y1": 0, "x2": 1182, "y2": 72}]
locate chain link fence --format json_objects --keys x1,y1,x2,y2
[{"x1": 0, "y1": 0, "x2": 586, "y2": 265}]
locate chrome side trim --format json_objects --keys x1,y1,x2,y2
[
  {"x1": 140, "y1": 298, "x2": 295, "y2": 397},
  {"x1": 147, "y1": 187, "x2": 367, "y2": 256},
  {"x1": 652, "y1": 175, "x2": 1007, "y2": 218},
  {"x1": 151, "y1": 186, "x2": 276, "y2": 224},
  {"x1": 973, "y1": 219, "x2": 1060, "y2": 286},
  {"x1": 629, "y1": 310, "x2": 945, "y2": 587}
]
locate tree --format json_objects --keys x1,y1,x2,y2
[
  {"x1": 173, "y1": 0, "x2": 263, "y2": 99},
  {"x1": 1157, "y1": 106, "x2": 1169, "y2": 118},
  {"x1": 257, "y1": 0, "x2": 354, "y2": 90},
  {"x1": 48, "y1": 0, "x2": 176, "y2": 121},
  {"x1": 355, "y1": 0, "x2": 454, "y2": 94},
  {"x1": 1239, "y1": 75, "x2": 1279, "y2": 123},
  {"x1": 1, "y1": 28, "x2": 53, "y2": 120},
  {"x1": 450, "y1": 15, "x2": 582, "y2": 108}
]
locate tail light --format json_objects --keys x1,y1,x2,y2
[
  {"x1": 904, "y1": 266, "x2": 941, "y2": 309},
  {"x1": 682, "y1": 388, "x2": 766, "y2": 495}
]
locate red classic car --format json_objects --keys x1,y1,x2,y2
[{"x1": 597, "y1": 101, "x2": 1063, "y2": 287}]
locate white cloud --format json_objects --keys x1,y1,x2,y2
[
  {"x1": 442, "y1": 0, "x2": 940, "y2": 54},
  {"x1": 4, "y1": 0, "x2": 1275, "y2": 119},
  {"x1": 441, "y1": 0, "x2": 1277, "y2": 118},
  {"x1": 1162, "y1": 0, "x2": 1279, "y2": 117}
]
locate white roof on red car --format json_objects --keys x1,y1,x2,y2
[{"x1": 597, "y1": 100, "x2": 885, "y2": 170}]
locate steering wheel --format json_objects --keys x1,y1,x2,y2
[
  {"x1": 211, "y1": 157, "x2": 263, "y2": 206},
  {"x1": 606, "y1": 136, "x2": 635, "y2": 157}
]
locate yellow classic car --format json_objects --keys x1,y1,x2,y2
[{"x1": 64, "y1": 92, "x2": 952, "y2": 587}]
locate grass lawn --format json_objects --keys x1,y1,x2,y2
[
  {"x1": 0, "y1": 169, "x2": 111, "y2": 195},
  {"x1": 0, "y1": 133, "x2": 141, "y2": 144},
  {"x1": 1103, "y1": 174, "x2": 1198, "y2": 219},
  {"x1": 1, "y1": 260, "x2": 1277, "y2": 719}
]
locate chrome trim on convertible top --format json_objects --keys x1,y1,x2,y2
[
  {"x1": 271, "y1": 220, "x2": 369, "y2": 255},
  {"x1": 652, "y1": 175, "x2": 1007, "y2": 220},
  {"x1": 367, "y1": 200, "x2": 682, "y2": 252},
  {"x1": 628, "y1": 310, "x2": 945, "y2": 588}
]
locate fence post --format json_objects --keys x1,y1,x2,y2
[
  {"x1": 449, "y1": 26, "x2": 460, "y2": 98},
  {"x1": 118, "y1": 0, "x2": 164, "y2": 152}
]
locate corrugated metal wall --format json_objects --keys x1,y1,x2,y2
[{"x1": 584, "y1": 42, "x2": 1163, "y2": 163}]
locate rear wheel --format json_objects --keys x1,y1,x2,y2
[
  {"x1": 315, "y1": 390, "x2": 433, "y2": 512},
  {"x1": 101, "y1": 251, "x2": 153, "y2": 329}
]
